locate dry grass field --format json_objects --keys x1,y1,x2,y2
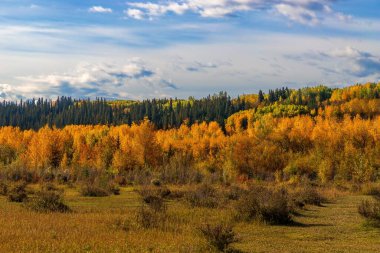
[{"x1": 0, "y1": 185, "x2": 379, "y2": 253}]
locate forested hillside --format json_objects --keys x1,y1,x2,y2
[
  {"x1": 2, "y1": 83, "x2": 379, "y2": 130},
  {"x1": 0, "y1": 92, "x2": 245, "y2": 130},
  {"x1": 0, "y1": 83, "x2": 379, "y2": 184}
]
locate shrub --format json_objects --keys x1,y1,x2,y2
[
  {"x1": 57, "y1": 171, "x2": 70, "y2": 184},
  {"x1": 137, "y1": 185, "x2": 171, "y2": 200},
  {"x1": 143, "y1": 195, "x2": 167, "y2": 213},
  {"x1": 185, "y1": 184, "x2": 221, "y2": 208},
  {"x1": 158, "y1": 186, "x2": 171, "y2": 198},
  {"x1": 0, "y1": 181, "x2": 8, "y2": 195},
  {"x1": 159, "y1": 153, "x2": 203, "y2": 184},
  {"x1": 151, "y1": 178, "x2": 161, "y2": 187},
  {"x1": 291, "y1": 185, "x2": 324, "y2": 208},
  {"x1": 5, "y1": 163, "x2": 35, "y2": 183},
  {"x1": 41, "y1": 171, "x2": 55, "y2": 182},
  {"x1": 225, "y1": 185, "x2": 246, "y2": 201},
  {"x1": 7, "y1": 182, "x2": 28, "y2": 202},
  {"x1": 135, "y1": 205, "x2": 166, "y2": 229},
  {"x1": 358, "y1": 200, "x2": 380, "y2": 226},
  {"x1": 114, "y1": 175, "x2": 128, "y2": 186},
  {"x1": 41, "y1": 182, "x2": 60, "y2": 192},
  {"x1": 199, "y1": 223, "x2": 238, "y2": 252},
  {"x1": 167, "y1": 189, "x2": 185, "y2": 199},
  {"x1": 80, "y1": 184, "x2": 109, "y2": 197},
  {"x1": 28, "y1": 189, "x2": 70, "y2": 213},
  {"x1": 135, "y1": 185, "x2": 169, "y2": 229},
  {"x1": 362, "y1": 185, "x2": 380, "y2": 199},
  {"x1": 107, "y1": 183, "x2": 120, "y2": 195},
  {"x1": 137, "y1": 186, "x2": 168, "y2": 213},
  {"x1": 235, "y1": 186, "x2": 293, "y2": 225}
]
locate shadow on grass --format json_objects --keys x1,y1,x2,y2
[
  {"x1": 287, "y1": 221, "x2": 333, "y2": 228},
  {"x1": 227, "y1": 249, "x2": 248, "y2": 253}
]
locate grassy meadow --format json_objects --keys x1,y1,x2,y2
[{"x1": 0, "y1": 183, "x2": 379, "y2": 253}]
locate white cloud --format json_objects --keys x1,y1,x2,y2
[
  {"x1": 288, "y1": 46, "x2": 380, "y2": 80},
  {"x1": 125, "y1": 0, "x2": 342, "y2": 24},
  {"x1": 326, "y1": 47, "x2": 380, "y2": 78},
  {"x1": 89, "y1": 6, "x2": 113, "y2": 14},
  {"x1": 14, "y1": 60, "x2": 177, "y2": 99},
  {"x1": 275, "y1": 3, "x2": 319, "y2": 25},
  {"x1": 329, "y1": 46, "x2": 372, "y2": 58},
  {"x1": 0, "y1": 84, "x2": 22, "y2": 101},
  {"x1": 125, "y1": 9, "x2": 145, "y2": 20}
]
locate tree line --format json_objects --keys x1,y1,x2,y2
[{"x1": 1, "y1": 83, "x2": 379, "y2": 130}]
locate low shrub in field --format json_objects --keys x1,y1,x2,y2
[
  {"x1": 7, "y1": 182, "x2": 28, "y2": 202},
  {"x1": 199, "y1": 223, "x2": 239, "y2": 252},
  {"x1": 41, "y1": 182, "x2": 60, "y2": 192},
  {"x1": 151, "y1": 178, "x2": 161, "y2": 187},
  {"x1": 5, "y1": 165, "x2": 34, "y2": 183},
  {"x1": 114, "y1": 218, "x2": 132, "y2": 232},
  {"x1": 185, "y1": 184, "x2": 222, "y2": 208},
  {"x1": 361, "y1": 185, "x2": 380, "y2": 199},
  {"x1": 80, "y1": 184, "x2": 109, "y2": 197},
  {"x1": 135, "y1": 185, "x2": 169, "y2": 229},
  {"x1": 143, "y1": 195, "x2": 167, "y2": 213},
  {"x1": 0, "y1": 181, "x2": 8, "y2": 195},
  {"x1": 358, "y1": 200, "x2": 380, "y2": 226},
  {"x1": 135, "y1": 205, "x2": 167, "y2": 229},
  {"x1": 137, "y1": 186, "x2": 171, "y2": 213},
  {"x1": 235, "y1": 186, "x2": 293, "y2": 225},
  {"x1": 167, "y1": 189, "x2": 185, "y2": 199},
  {"x1": 107, "y1": 183, "x2": 120, "y2": 195},
  {"x1": 28, "y1": 189, "x2": 70, "y2": 213},
  {"x1": 291, "y1": 185, "x2": 325, "y2": 208},
  {"x1": 225, "y1": 185, "x2": 246, "y2": 201},
  {"x1": 137, "y1": 185, "x2": 171, "y2": 200}
]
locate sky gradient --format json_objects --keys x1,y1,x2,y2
[{"x1": 1, "y1": 0, "x2": 379, "y2": 100}]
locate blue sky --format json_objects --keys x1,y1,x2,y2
[{"x1": 0, "y1": 0, "x2": 379, "y2": 100}]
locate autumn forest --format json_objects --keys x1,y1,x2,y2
[
  {"x1": 1, "y1": 83, "x2": 380, "y2": 252},
  {"x1": 1, "y1": 83, "x2": 379, "y2": 184}
]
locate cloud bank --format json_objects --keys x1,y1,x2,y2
[
  {"x1": 13, "y1": 60, "x2": 177, "y2": 100},
  {"x1": 326, "y1": 47, "x2": 380, "y2": 78},
  {"x1": 0, "y1": 84, "x2": 23, "y2": 101},
  {"x1": 125, "y1": 0, "x2": 346, "y2": 25},
  {"x1": 287, "y1": 46, "x2": 380, "y2": 82}
]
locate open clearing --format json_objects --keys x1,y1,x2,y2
[{"x1": 0, "y1": 187, "x2": 379, "y2": 253}]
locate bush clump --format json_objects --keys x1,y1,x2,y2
[
  {"x1": 7, "y1": 182, "x2": 28, "y2": 202},
  {"x1": 225, "y1": 185, "x2": 246, "y2": 201},
  {"x1": 291, "y1": 185, "x2": 325, "y2": 208},
  {"x1": 151, "y1": 178, "x2": 161, "y2": 187},
  {"x1": 135, "y1": 205, "x2": 167, "y2": 229},
  {"x1": 135, "y1": 184, "x2": 169, "y2": 229},
  {"x1": 185, "y1": 184, "x2": 221, "y2": 208},
  {"x1": 107, "y1": 183, "x2": 121, "y2": 195},
  {"x1": 362, "y1": 185, "x2": 380, "y2": 199},
  {"x1": 80, "y1": 184, "x2": 110, "y2": 197},
  {"x1": 143, "y1": 195, "x2": 167, "y2": 213},
  {"x1": 28, "y1": 189, "x2": 70, "y2": 213},
  {"x1": 0, "y1": 181, "x2": 8, "y2": 195},
  {"x1": 235, "y1": 186, "x2": 293, "y2": 225},
  {"x1": 199, "y1": 223, "x2": 239, "y2": 252},
  {"x1": 41, "y1": 182, "x2": 60, "y2": 192},
  {"x1": 137, "y1": 185, "x2": 171, "y2": 201},
  {"x1": 358, "y1": 200, "x2": 380, "y2": 226}
]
